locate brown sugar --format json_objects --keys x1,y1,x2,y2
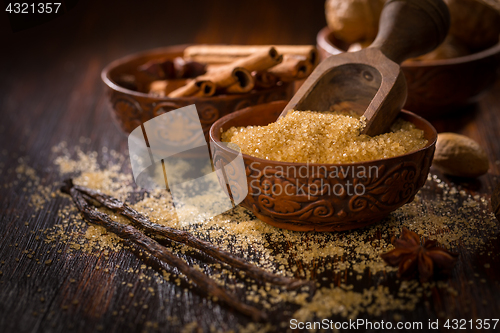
[{"x1": 222, "y1": 110, "x2": 427, "y2": 163}]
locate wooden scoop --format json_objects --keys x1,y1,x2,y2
[{"x1": 282, "y1": 0, "x2": 450, "y2": 136}]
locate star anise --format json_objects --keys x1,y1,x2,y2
[{"x1": 380, "y1": 228, "x2": 458, "y2": 283}]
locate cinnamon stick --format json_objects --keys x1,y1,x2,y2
[
  {"x1": 167, "y1": 79, "x2": 216, "y2": 98},
  {"x1": 216, "y1": 48, "x2": 282, "y2": 73},
  {"x1": 149, "y1": 79, "x2": 188, "y2": 97},
  {"x1": 274, "y1": 46, "x2": 318, "y2": 66},
  {"x1": 215, "y1": 48, "x2": 281, "y2": 93},
  {"x1": 206, "y1": 66, "x2": 253, "y2": 89},
  {"x1": 168, "y1": 65, "x2": 253, "y2": 97},
  {"x1": 224, "y1": 81, "x2": 254, "y2": 94},
  {"x1": 184, "y1": 45, "x2": 318, "y2": 66},
  {"x1": 267, "y1": 54, "x2": 312, "y2": 82},
  {"x1": 192, "y1": 80, "x2": 216, "y2": 97},
  {"x1": 223, "y1": 69, "x2": 254, "y2": 94},
  {"x1": 195, "y1": 66, "x2": 254, "y2": 94}
]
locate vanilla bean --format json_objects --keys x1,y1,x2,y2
[
  {"x1": 61, "y1": 180, "x2": 266, "y2": 321},
  {"x1": 71, "y1": 182, "x2": 311, "y2": 291}
]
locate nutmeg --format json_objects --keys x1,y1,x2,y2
[
  {"x1": 325, "y1": 0, "x2": 385, "y2": 44},
  {"x1": 432, "y1": 133, "x2": 489, "y2": 177},
  {"x1": 492, "y1": 183, "x2": 500, "y2": 222}
]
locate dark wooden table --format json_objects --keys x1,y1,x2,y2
[{"x1": 1, "y1": 1, "x2": 499, "y2": 332}]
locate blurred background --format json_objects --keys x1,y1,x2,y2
[
  {"x1": 0, "y1": 0, "x2": 325, "y2": 148},
  {"x1": 1, "y1": 0, "x2": 326, "y2": 77}
]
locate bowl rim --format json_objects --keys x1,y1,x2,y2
[
  {"x1": 210, "y1": 100, "x2": 437, "y2": 168},
  {"x1": 317, "y1": 26, "x2": 500, "y2": 68},
  {"x1": 100, "y1": 44, "x2": 288, "y2": 101}
]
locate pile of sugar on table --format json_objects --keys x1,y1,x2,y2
[{"x1": 3, "y1": 141, "x2": 498, "y2": 332}]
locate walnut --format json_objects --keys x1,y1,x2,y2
[{"x1": 325, "y1": 0, "x2": 386, "y2": 44}]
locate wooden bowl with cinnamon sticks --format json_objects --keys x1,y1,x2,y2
[{"x1": 102, "y1": 44, "x2": 317, "y2": 138}]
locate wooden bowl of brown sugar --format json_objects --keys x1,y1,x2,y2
[
  {"x1": 101, "y1": 45, "x2": 294, "y2": 138},
  {"x1": 209, "y1": 101, "x2": 437, "y2": 232}
]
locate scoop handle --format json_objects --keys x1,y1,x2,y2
[{"x1": 370, "y1": 0, "x2": 450, "y2": 64}]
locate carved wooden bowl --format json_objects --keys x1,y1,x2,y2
[
  {"x1": 317, "y1": 27, "x2": 500, "y2": 118},
  {"x1": 101, "y1": 45, "x2": 294, "y2": 138},
  {"x1": 210, "y1": 101, "x2": 437, "y2": 232}
]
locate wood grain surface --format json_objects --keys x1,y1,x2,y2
[{"x1": 1, "y1": 1, "x2": 499, "y2": 332}]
